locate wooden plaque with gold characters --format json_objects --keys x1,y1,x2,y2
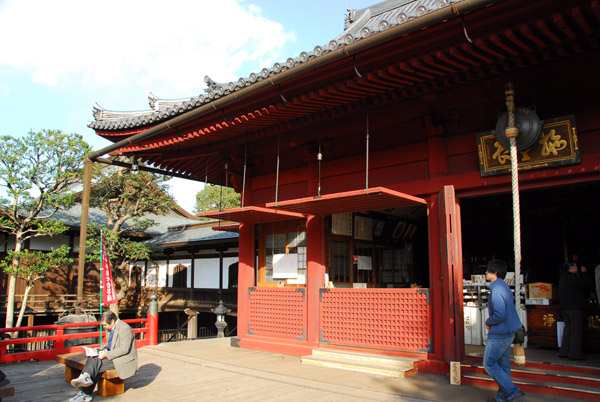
[{"x1": 477, "y1": 115, "x2": 580, "y2": 176}]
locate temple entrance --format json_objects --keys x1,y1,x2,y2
[{"x1": 460, "y1": 180, "x2": 600, "y2": 362}]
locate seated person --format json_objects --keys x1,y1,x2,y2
[{"x1": 69, "y1": 311, "x2": 137, "y2": 402}]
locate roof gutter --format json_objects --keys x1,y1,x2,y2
[{"x1": 87, "y1": 0, "x2": 499, "y2": 161}]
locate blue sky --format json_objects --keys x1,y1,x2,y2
[{"x1": 0, "y1": 0, "x2": 376, "y2": 212}]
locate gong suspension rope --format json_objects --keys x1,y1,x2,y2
[
  {"x1": 505, "y1": 81, "x2": 522, "y2": 309},
  {"x1": 275, "y1": 128, "x2": 281, "y2": 206}
]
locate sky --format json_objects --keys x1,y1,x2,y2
[{"x1": 0, "y1": 0, "x2": 377, "y2": 213}]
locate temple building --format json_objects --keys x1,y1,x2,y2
[{"x1": 85, "y1": 0, "x2": 600, "y2": 390}]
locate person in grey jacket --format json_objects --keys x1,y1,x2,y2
[
  {"x1": 484, "y1": 260, "x2": 525, "y2": 402},
  {"x1": 69, "y1": 311, "x2": 138, "y2": 402}
]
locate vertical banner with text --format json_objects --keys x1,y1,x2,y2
[{"x1": 101, "y1": 234, "x2": 118, "y2": 305}]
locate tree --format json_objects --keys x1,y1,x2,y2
[
  {"x1": 0, "y1": 245, "x2": 73, "y2": 329},
  {"x1": 86, "y1": 163, "x2": 175, "y2": 315},
  {"x1": 0, "y1": 129, "x2": 90, "y2": 328},
  {"x1": 195, "y1": 184, "x2": 241, "y2": 215}
]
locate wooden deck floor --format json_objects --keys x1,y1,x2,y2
[{"x1": 1, "y1": 338, "x2": 594, "y2": 402}]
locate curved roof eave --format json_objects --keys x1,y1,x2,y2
[{"x1": 88, "y1": 0, "x2": 466, "y2": 132}]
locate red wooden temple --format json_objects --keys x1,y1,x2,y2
[{"x1": 86, "y1": 0, "x2": 600, "y2": 377}]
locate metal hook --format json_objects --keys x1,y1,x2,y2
[
  {"x1": 353, "y1": 56, "x2": 363, "y2": 78},
  {"x1": 460, "y1": 15, "x2": 473, "y2": 44},
  {"x1": 278, "y1": 84, "x2": 288, "y2": 103},
  {"x1": 221, "y1": 109, "x2": 232, "y2": 123}
]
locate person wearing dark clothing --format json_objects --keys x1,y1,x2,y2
[
  {"x1": 559, "y1": 261, "x2": 588, "y2": 360},
  {"x1": 484, "y1": 260, "x2": 525, "y2": 402}
]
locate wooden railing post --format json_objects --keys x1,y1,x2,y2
[
  {"x1": 147, "y1": 293, "x2": 158, "y2": 346},
  {"x1": 55, "y1": 326, "x2": 65, "y2": 353}
]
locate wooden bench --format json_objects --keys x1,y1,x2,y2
[
  {"x1": 56, "y1": 353, "x2": 124, "y2": 397},
  {"x1": 0, "y1": 384, "x2": 15, "y2": 401}
]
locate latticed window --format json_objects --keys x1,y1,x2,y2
[
  {"x1": 259, "y1": 223, "x2": 307, "y2": 286},
  {"x1": 354, "y1": 243, "x2": 374, "y2": 284},
  {"x1": 329, "y1": 240, "x2": 351, "y2": 283}
]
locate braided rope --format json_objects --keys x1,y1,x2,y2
[
  {"x1": 509, "y1": 137, "x2": 522, "y2": 308},
  {"x1": 505, "y1": 82, "x2": 522, "y2": 309}
]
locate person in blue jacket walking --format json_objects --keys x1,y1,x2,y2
[{"x1": 484, "y1": 259, "x2": 525, "y2": 402}]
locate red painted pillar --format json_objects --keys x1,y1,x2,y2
[
  {"x1": 237, "y1": 222, "x2": 255, "y2": 338},
  {"x1": 147, "y1": 293, "x2": 159, "y2": 346},
  {"x1": 427, "y1": 194, "x2": 445, "y2": 362},
  {"x1": 306, "y1": 214, "x2": 325, "y2": 347}
]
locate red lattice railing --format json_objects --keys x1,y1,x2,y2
[
  {"x1": 248, "y1": 287, "x2": 306, "y2": 340},
  {"x1": 320, "y1": 288, "x2": 431, "y2": 352}
]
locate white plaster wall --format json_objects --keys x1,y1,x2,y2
[{"x1": 193, "y1": 258, "x2": 220, "y2": 289}]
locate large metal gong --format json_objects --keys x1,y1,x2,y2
[{"x1": 494, "y1": 107, "x2": 543, "y2": 151}]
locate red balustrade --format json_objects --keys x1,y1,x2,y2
[{"x1": 0, "y1": 314, "x2": 158, "y2": 364}]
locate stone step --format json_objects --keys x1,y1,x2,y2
[{"x1": 301, "y1": 348, "x2": 419, "y2": 377}]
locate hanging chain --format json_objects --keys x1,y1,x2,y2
[
  {"x1": 275, "y1": 129, "x2": 281, "y2": 206},
  {"x1": 318, "y1": 126, "x2": 322, "y2": 196},
  {"x1": 365, "y1": 101, "x2": 370, "y2": 194},
  {"x1": 242, "y1": 135, "x2": 247, "y2": 209}
]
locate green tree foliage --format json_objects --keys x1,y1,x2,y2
[
  {"x1": 0, "y1": 129, "x2": 90, "y2": 328},
  {"x1": 195, "y1": 184, "x2": 241, "y2": 215},
  {"x1": 0, "y1": 245, "x2": 73, "y2": 329},
  {"x1": 86, "y1": 163, "x2": 175, "y2": 313}
]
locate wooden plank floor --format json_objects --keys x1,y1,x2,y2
[{"x1": 1, "y1": 338, "x2": 591, "y2": 402}]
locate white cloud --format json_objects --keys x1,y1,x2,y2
[{"x1": 0, "y1": 0, "x2": 295, "y2": 95}]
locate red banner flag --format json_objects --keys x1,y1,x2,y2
[{"x1": 101, "y1": 236, "x2": 118, "y2": 305}]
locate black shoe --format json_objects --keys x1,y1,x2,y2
[
  {"x1": 0, "y1": 378, "x2": 10, "y2": 387},
  {"x1": 508, "y1": 391, "x2": 526, "y2": 401},
  {"x1": 569, "y1": 356, "x2": 586, "y2": 361}
]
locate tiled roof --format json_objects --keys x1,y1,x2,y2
[
  {"x1": 49, "y1": 204, "x2": 201, "y2": 236},
  {"x1": 88, "y1": 0, "x2": 462, "y2": 131},
  {"x1": 143, "y1": 225, "x2": 238, "y2": 249}
]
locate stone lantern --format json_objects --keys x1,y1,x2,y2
[{"x1": 211, "y1": 300, "x2": 231, "y2": 338}]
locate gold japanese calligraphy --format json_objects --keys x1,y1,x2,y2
[
  {"x1": 539, "y1": 129, "x2": 568, "y2": 156},
  {"x1": 588, "y1": 315, "x2": 600, "y2": 330},
  {"x1": 477, "y1": 115, "x2": 580, "y2": 176},
  {"x1": 543, "y1": 314, "x2": 555, "y2": 327}
]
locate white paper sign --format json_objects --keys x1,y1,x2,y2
[
  {"x1": 273, "y1": 253, "x2": 298, "y2": 278},
  {"x1": 357, "y1": 255, "x2": 372, "y2": 271}
]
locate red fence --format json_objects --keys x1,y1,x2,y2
[
  {"x1": 0, "y1": 315, "x2": 158, "y2": 364},
  {"x1": 320, "y1": 288, "x2": 431, "y2": 352}
]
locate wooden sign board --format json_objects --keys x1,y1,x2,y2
[{"x1": 477, "y1": 115, "x2": 580, "y2": 176}]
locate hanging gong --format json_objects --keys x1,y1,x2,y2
[{"x1": 494, "y1": 107, "x2": 543, "y2": 151}]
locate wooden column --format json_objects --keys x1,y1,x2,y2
[
  {"x1": 427, "y1": 193, "x2": 445, "y2": 363},
  {"x1": 306, "y1": 214, "x2": 325, "y2": 347},
  {"x1": 237, "y1": 222, "x2": 255, "y2": 338},
  {"x1": 76, "y1": 157, "x2": 93, "y2": 311},
  {"x1": 437, "y1": 185, "x2": 464, "y2": 363}
]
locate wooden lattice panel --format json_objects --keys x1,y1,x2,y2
[
  {"x1": 320, "y1": 288, "x2": 430, "y2": 352},
  {"x1": 248, "y1": 287, "x2": 306, "y2": 340}
]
